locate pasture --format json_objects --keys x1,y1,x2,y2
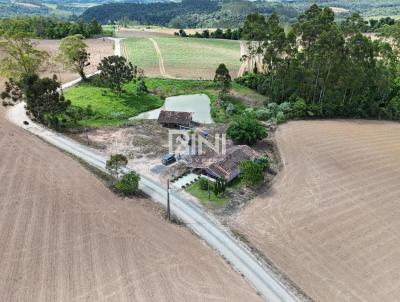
[
  {"x1": 235, "y1": 120, "x2": 400, "y2": 302},
  {"x1": 123, "y1": 37, "x2": 161, "y2": 77},
  {"x1": 123, "y1": 37, "x2": 241, "y2": 80}
]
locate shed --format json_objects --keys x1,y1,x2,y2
[{"x1": 157, "y1": 110, "x2": 193, "y2": 128}]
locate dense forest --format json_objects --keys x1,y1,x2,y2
[
  {"x1": 235, "y1": 6, "x2": 400, "y2": 120},
  {"x1": 81, "y1": 0, "x2": 300, "y2": 27},
  {"x1": 0, "y1": 16, "x2": 103, "y2": 39},
  {"x1": 82, "y1": 0, "x2": 219, "y2": 26}
]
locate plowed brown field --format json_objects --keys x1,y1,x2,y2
[
  {"x1": 0, "y1": 43, "x2": 261, "y2": 301},
  {"x1": 235, "y1": 120, "x2": 400, "y2": 302}
]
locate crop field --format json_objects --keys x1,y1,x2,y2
[
  {"x1": 123, "y1": 37, "x2": 161, "y2": 77},
  {"x1": 0, "y1": 45, "x2": 261, "y2": 301},
  {"x1": 234, "y1": 120, "x2": 400, "y2": 302},
  {"x1": 124, "y1": 37, "x2": 241, "y2": 80},
  {"x1": 155, "y1": 37, "x2": 241, "y2": 79}
]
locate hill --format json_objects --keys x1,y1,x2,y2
[
  {"x1": 0, "y1": 0, "x2": 173, "y2": 18},
  {"x1": 81, "y1": 0, "x2": 299, "y2": 27}
]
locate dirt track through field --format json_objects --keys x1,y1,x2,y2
[
  {"x1": 149, "y1": 38, "x2": 174, "y2": 79},
  {"x1": 234, "y1": 120, "x2": 400, "y2": 302}
]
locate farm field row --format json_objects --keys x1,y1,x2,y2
[{"x1": 235, "y1": 120, "x2": 400, "y2": 302}]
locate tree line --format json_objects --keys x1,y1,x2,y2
[
  {"x1": 174, "y1": 28, "x2": 241, "y2": 40},
  {"x1": 236, "y1": 6, "x2": 400, "y2": 120},
  {"x1": 0, "y1": 16, "x2": 103, "y2": 39}
]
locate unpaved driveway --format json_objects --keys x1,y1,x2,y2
[{"x1": 234, "y1": 120, "x2": 400, "y2": 302}]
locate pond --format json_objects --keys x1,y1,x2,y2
[{"x1": 131, "y1": 94, "x2": 214, "y2": 124}]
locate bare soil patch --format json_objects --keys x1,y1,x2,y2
[
  {"x1": 234, "y1": 120, "x2": 400, "y2": 302},
  {"x1": 0, "y1": 95, "x2": 261, "y2": 302},
  {"x1": 35, "y1": 38, "x2": 114, "y2": 82}
]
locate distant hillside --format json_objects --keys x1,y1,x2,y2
[
  {"x1": 0, "y1": 0, "x2": 49, "y2": 18},
  {"x1": 81, "y1": 0, "x2": 220, "y2": 26},
  {"x1": 0, "y1": 0, "x2": 174, "y2": 18},
  {"x1": 81, "y1": 0, "x2": 299, "y2": 27}
]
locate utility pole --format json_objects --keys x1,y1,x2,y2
[
  {"x1": 167, "y1": 179, "x2": 171, "y2": 221},
  {"x1": 208, "y1": 175, "x2": 211, "y2": 204}
]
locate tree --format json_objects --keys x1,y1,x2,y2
[
  {"x1": 114, "y1": 171, "x2": 141, "y2": 195},
  {"x1": 380, "y1": 20, "x2": 400, "y2": 49},
  {"x1": 98, "y1": 55, "x2": 137, "y2": 95},
  {"x1": 0, "y1": 32, "x2": 48, "y2": 80},
  {"x1": 1, "y1": 78, "x2": 22, "y2": 106},
  {"x1": 236, "y1": 4, "x2": 399, "y2": 120},
  {"x1": 241, "y1": 13, "x2": 267, "y2": 41},
  {"x1": 213, "y1": 179, "x2": 226, "y2": 196},
  {"x1": 106, "y1": 154, "x2": 128, "y2": 179},
  {"x1": 58, "y1": 34, "x2": 90, "y2": 81},
  {"x1": 14, "y1": 74, "x2": 71, "y2": 128},
  {"x1": 227, "y1": 113, "x2": 267, "y2": 145},
  {"x1": 239, "y1": 160, "x2": 264, "y2": 187},
  {"x1": 214, "y1": 64, "x2": 231, "y2": 92}
]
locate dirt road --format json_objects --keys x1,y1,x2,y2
[
  {"x1": 235, "y1": 120, "x2": 400, "y2": 302},
  {"x1": 8, "y1": 95, "x2": 301, "y2": 302},
  {"x1": 0, "y1": 43, "x2": 263, "y2": 301},
  {"x1": 149, "y1": 38, "x2": 174, "y2": 79}
]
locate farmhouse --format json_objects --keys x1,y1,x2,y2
[
  {"x1": 157, "y1": 110, "x2": 193, "y2": 128},
  {"x1": 191, "y1": 145, "x2": 259, "y2": 182}
]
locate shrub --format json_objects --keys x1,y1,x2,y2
[
  {"x1": 114, "y1": 171, "x2": 141, "y2": 195},
  {"x1": 290, "y1": 96, "x2": 307, "y2": 118},
  {"x1": 278, "y1": 102, "x2": 291, "y2": 114},
  {"x1": 227, "y1": 112, "x2": 267, "y2": 145},
  {"x1": 276, "y1": 111, "x2": 286, "y2": 123},
  {"x1": 239, "y1": 160, "x2": 264, "y2": 187},
  {"x1": 384, "y1": 96, "x2": 400, "y2": 120},
  {"x1": 198, "y1": 177, "x2": 210, "y2": 190},
  {"x1": 255, "y1": 108, "x2": 272, "y2": 120},
  {"x1": 256, "y1": 156, "x2": 271, "y2": 171},
  {"x1": 136, "y1": 79, "x2": 148, "y2": 94},
  {"x1": 213, "y1": 179, "x2": 226, "y2": 196},
  {"x1": 225, "y1": 103, "x2": 235, "y2": 116}
]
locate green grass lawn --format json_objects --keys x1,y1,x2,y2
[
  {"x1": 123, "y1": 38, "x2": 160, "y2": 75},
  {"x1": 63, "y1": 77, "x2": 264, "y2": 127},
  {"x1": 145, "y1": 78, "x2": 263, "y2": 122},
  {"x1": 154, "y1": 37, "x2": 241, "y2": 79},
  {"x1": 185, "y1": 180, "x2": 229, "y2": 207},
  {"x1": 64, "y1": 81, "x2": 164, "y2": 127}
]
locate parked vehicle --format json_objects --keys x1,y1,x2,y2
[{"x1": 162, "y1": 154, "x2": 177, "y2": 166}]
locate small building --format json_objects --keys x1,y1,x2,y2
[
  {"x1": 157, "y1": 110, "x2": 193, "y2": 128},
  {"x1": 190, "y1": 145, "x2": 259, "y2": 183}
]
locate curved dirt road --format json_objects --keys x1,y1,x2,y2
[
  {"x1": 149, "y1": 38, "x2": 173, "y2": 78},
  {"x1": 235, "y1": 120, "x2": 400, "y2": 302}
]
